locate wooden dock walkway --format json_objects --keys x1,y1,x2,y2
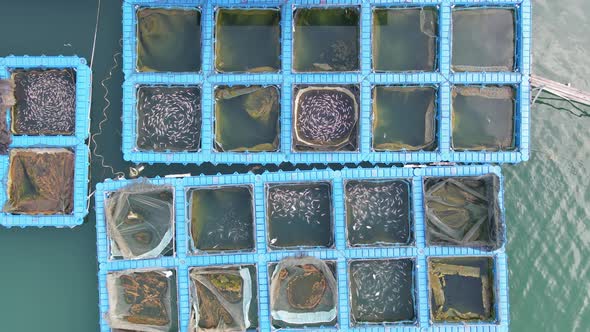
[{"x1": 531, "y1": 74, "x2": 590, "y2": 106}]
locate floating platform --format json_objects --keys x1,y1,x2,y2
[
  {"x1": 95, "y1": 165, "x2": 509, "y2": 331},
  {"x1": 0, "y1": 56, "x2": 91, "y2": 227},
  {"x1": 120, "y1": 0, "x2": 531, "y2": 165}
]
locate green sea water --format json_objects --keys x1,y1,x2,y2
[{"x1": 0, "y1": 0, "x2": 588, "y2": 331}]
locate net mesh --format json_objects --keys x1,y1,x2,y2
[
  {"x1": 105, "y1": 182, "x2": 175, "y2": 260},
  {"x1": 0, "y1": 79, "x2": 15, "y2": 154},
  {"x1": 3, "y1": 148, "x2": 74, "y2": 215}
]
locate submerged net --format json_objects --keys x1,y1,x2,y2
[
  {"x1": 349, "y1": 259, "x2": 415, "y2": 324},
  {"x1": 105, "y1": 182, "x2": 175, "y2": 260},
  {"x1": 452, "y1": 8, "x2": 515, "y2": 72},
  {"x1": 214, "y1": 86, "x2": 280, "y2": 152},
  {"x1": 270, "y1": 257, "x2": 338, "y2": 327},
  {"x1": 452, "y1": 86, "x2": 516, "y2": 151},
  {"x1": 345, "y1": 180, "x2": 412, "y2": 246},
  {"x1": 0, "y1": 79, "x2": 15, "y2": 154},
  {"x1": 428, "y1": 257, "x2": 495, "y2": 322},
  {"x1": 294, "y1": 86, "x2": 358, "y2": 151},
  {"x1": 107, "y1": 268, "x2": 177, "y2": 332},
  {"x1": 136, "y1": 86, "x2": 201, "y2": 152},
  {"x1": 189, "y1": 186, "x2": 255, "y2": 253},
  {"x1": 11, "y1": 69, "x2": 76, "y2": 135},
  {"x1": 189, "y1": 266, "x2": 255, "y2": 331},
  {"x1": 3, "y1": 148, "x2": 74, "y2": 215},
  {"x1": 372, "y1": 7, "x2": 437, "y2": 71},
  {"x1": 424, "y1": 174, "x2": 503, "y2": 250},
  {"x1": 266, "y1": 182, "x2": 334, "y2": 248},
  {"x1": 137, "y1": 8, "x2": 201, "y2": 72}
]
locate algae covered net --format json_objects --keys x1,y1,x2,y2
[
  {"x1": 107, "y1": 268, "x2": 178, "y2": 332},
  {"x1": 189, "y1": 186, "x2": 255, "y2": 253},
  {"x1": 424, "y1": 174, "x2": 503, "y2": 250},
  {"x1": 373, "y1": 7, "x2": 437, "y2": 72},
  {"x1": 3, "y1": 148, "x2": 74, "y2": 215},
  {"x1": 136, "y1": 86, "x2": 201, "y2": 152},
  {"x1": 270, "y1": 257, "x2": 338, "y2": 328},
  {"x1": 349, "y1": 259, "x2": 416, "y2": 325},
  {"x1": 214, "y1": 86, "x2": 280, "y2": 152},
  {"x1": 11, "y1": 69, "x2": 76, "y2": 135},
  {"x1": 452, "y1": 86, "x2": 516, "y2": 151},
  {"x1": 215, "y1": 8, "x2": 281, "y2": 73},
  {"x1": 0, "y1": 79, "x2": 16, "y2": 154},
  {"x1": 452, "y1": 8, "x2": 515, "y2": 72},
  {"x1": 293, "y1": 7, "x2": 360, "y2": 72},
  {"x1": 345, "y1": 179, "x2": 413, "y2": 246},
  {"x1": 136, "y1": 8, "x2": 201, "y2": 72},
  {"x1": 105, "y1": 182, "x2": 175, "y2": 260},
  {"x1": 189, "y1": 265, "x2": 257, "y2": 331},
  {"x1": 372, "y1": 86, "x2": 436, "y2": 151},
  {"x1": 293, "y1": 86, "x2": 359, "y2": 151},
  {"x1": 266, "y1": 182, "x2": 334, "y2": 249},
  {"x1": 428, "y1": 257, "x2": 495, "y2": 323}
]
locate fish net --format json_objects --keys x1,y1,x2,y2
[
  {"x1": 428, "y1": 257, "x2": 495, "y2": 323},
  {"x1": 105, "y1": 182, "x2": 175, "y2": 260},
  {"x1": 137, "y1": 8, "x2": 201, "y2": 72},
  {"x1": 266, "y1": 182, "x2": 334, "y2": 249},
  {"x1": 11, "y1": 69, "x2": 76, "y2": 135},
  {"x1": 372, "y1": 86, "x2": 436, "y2": 151},
  {"x1": 189, "y1": 265, "x2": 256, "y2": 331},
  {"x1": 214, "y1": 86, "x2": 280, "y2": 152},
  {"x1": 0, "y1": 79, "x2": 15, "y2": 154},
  {"x1": 452, "y1": 86, "x2": 516, "y2": 151},
  {"x1": 293, "y1": 86, "x2": 359, "y2": 151},
  {"x1": 424, "y1": 174, "x2": 503, "y2": 250},
  {"x1": 452, "y1": 8, "x2": 515, "y2": 72},
  {"x1": 349, "y1": 259, "x2": 415, "y2": 325},
  {"x1": 270, "y1": 257, "x2": 338, "y2": 328},
  {"x1": 136, "y1": 86, "x2": 201, "y2": 152},
  {"x1": 345, "y1": 180, "x2": 413, "y2": 246},
  {"x1": 107, "y1": 268, "x2": 177, "y2": 332},
  {"x1": 3, "y1": 148, "x2": 74, "y2": 215},
  {"x1": 293, "y1": 7, "x2": 360, "y2": 72},
  {"x1": 189, "y1": 186, "x2": 255, "y2": 253},
  {"x1": 372, "y1": 7, "x2": 437, "y2": 71}
]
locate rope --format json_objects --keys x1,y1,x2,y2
[{"x1": 90, "y1": 0, "x2": 101, "y2": 69}]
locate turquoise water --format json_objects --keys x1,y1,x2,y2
[{"x1": 0, "y1": 0, "x2": 588, "y2": 331}]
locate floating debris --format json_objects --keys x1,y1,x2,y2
[
  {"x1": 11, "y1": 69, "x2": 76, "y2": 135},
  {"x1": 270, "y1": 257, "x2": 338, "y2": 328},
  {"x1": 214, "y1": 86, "x2": 280, "y2": 152},
  {"x1": 189, "y1": 186, "x2": 255, "y2": 253},
  {"x1": 428, "y1": 257, "x2": 495, "y2": 323},
  {"x1": 345, "y1": 180, "x2": 412, "y2": 246},
  {"x1": 424, "y1": 174, "x2": 503, "y2": 250},
  {"x1": 452, "y1": 8, "x2": 515, "y2": 72},
  {"x1": 136, "y1": 86, "x2": 201, "y2": 152},
  {"x1": 105, "y1": 183, "x2": 175, "y2": 260},
  {"x1": 372, "y1": 7, "x2": 437, "y2": 71},
  {"x1": 107, "y1": 268, "x2": 178, "y2": 331},
  {"x1": 294, "y1": 86, "x2": 359, "y2": 151},
  {"x1": 266, "y1": 182, "x2": 334, "y2": 249},
  {"x1": 137, "y1": 8, "x2": 201, "y2": 72},
  {"x1": 372, "y1": 86, "x2": 437, "y2": 151},
  {"x1": 0, "y1": 79, "x2": 15, "y2": 154},
  {"x1": 293, "y1": 7, "x2": 360, "y2": 72},
  {"x1": 215, "y1": 9, "x2": 281, "y2": 72},
  {"x1": 3, "y1": 148, "x2": 74, "y2": 215},
  {"x1": 452, "y1": 86, "x2": 515, "y2": 151},
  {"x1": 189, "y1": 265, "x2": 257, "y2": 331},
  {"x1": 349, "y1": 259, "x2": 415, "y2": 324}
]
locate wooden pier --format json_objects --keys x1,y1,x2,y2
[{"x1": 531, "y1": 74, "x2": 590, "y2": 107}]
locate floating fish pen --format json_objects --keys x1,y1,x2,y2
[
  {"x1": 120, "y1": 0, "x2": 531, "y2": 165},
  {"x1": 96, "y1": 166, "x2": 509, "y2": 331},
  {"x1": 0, "y1": 56, "x2": 91, "y2": 227}
]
